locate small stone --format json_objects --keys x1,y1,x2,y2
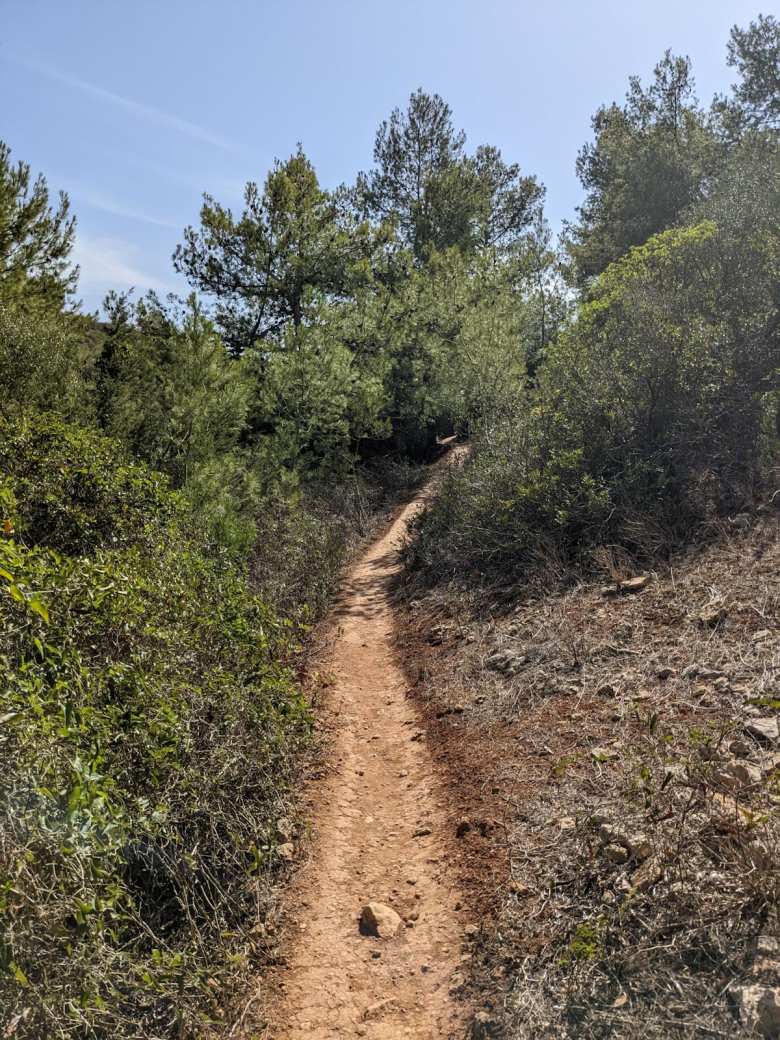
[
  {"x1": 276, "y1": 816, "x2": 294, "y2": 839},
  {"x1": 471, "y1": 1011, "x2": 500, "y2": 1038},
  {"x1": 413, "y1": 826, "x2": 432, "y2": 838},
  {"x1": 558, "y1": 816, "x2": 576, "y2": 830},
  {"x1": 713, "y1": 676, "x2": 730, "y2": 691},
  {"x1": 729, "y1": 982, "x2": 780, "y2": 1036},
  {"x1": 277, "y1": 842, "x2": 294, "y2": 861},
  {"x1": 682, "y1": 664, "x2": 700, "y2": 679},
  {"x1": 729, "y1": 739, "x2": 752, "y2": 757},
  {"x1": 698, "y1": 606, "x2": 728, "y2": 628},
  {"x1": 712, "y1": 760, "x2": 762, "y2": 789},
  {"x1": 449, "y1": 972, "x2": 466, "y2": 991},
  {"x1": 746, "y1": 717, "x2": 779, "y2": 745},
  {"x1": 360, "y1": 902, "x2": 402, "y2": 939},
  {"x1": 464, "y1": 923, "x2": 479, "y2": 937},
  {"x1": 398, "y1": 770, "x2": 408, "y2": 778},
  {"x1": 603, "y1": 843, "x2": 630, "y2": 864}
]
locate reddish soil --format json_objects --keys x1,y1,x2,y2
[{"x1": 262, "y1": 457, "x2": 474, "y2": 1039}]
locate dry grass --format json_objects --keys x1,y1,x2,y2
[{"x1": 401, "y1": 513, "x2": 780, "y2": 1038}]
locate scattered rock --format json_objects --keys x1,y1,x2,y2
[
  {"x1": 471, "y1": 1011, "x2": 500, "y2": 1039},
  {"x1": 277, "y1": 842, "x2": 295, "y2": 861},
  {"x1": 712, "y1": 760, "x2": 762, "y2": 789},
  {"x1": 413, "y1": 826, "x2": 432, "y2": 838},
  {"x1": 456, "y1": 818, "x2": 472, "y2": 838},
  {"x1": 729, "y1": 983, "x2": 780, "y2": 1037},
  {"x1": 698, "y1": 606, "x2": 728, "y2": 628},
  {"x1": 359, "y1": 902, "x2": 402, "y2": 939},
  {"x1": 729, "y1": 739, "x2": 753, "y2": 758},
  {"x1": 449, "y1": 972, "x2": 466, "y2": 990},
  {"x1": 603, "y1": 843, "x2": 630, "y2": 864},
  {"x1": 630, "y1": 856, "x2": 664, "y2": 893},
  {"x1": 601, "y1": 575, "x2": 651, "y2": 597},
  {"x1": 464, "y1": 923, "x2": 479, "y2": 938},
  {"x1": 276, "y1": 816, "x2": 294, "y2": 839},
  {"x1": 746, "y1": 717, "x2": 779, "y2": 745},
  {"x1": 558, "y1": 816, "x2": 576, "y2": 830},
  {"x1": 485, "y1": 650, "x2": 525, "y2": 675}
]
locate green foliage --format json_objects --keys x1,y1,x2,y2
[
  {"x1": 0, "y1": 304, "x2": 93, "y2": 420},
  {"x1": 567, "y1": 53, "x2": 719, "y2": 284},
  {"x1": 715, "y1": 13, "x2": 780, "y2": 135},
  {"x1": 0, "y1": 414, "x2": 310, "y2": 1039},
  {"x1": 413, "y1": 182, "x2": 779, "y2": 581},
  {"x1": 357, "y1": 89, "x2": 543, "y2": 260},
  {"x1": 174, "y1": 147, "x2": 379, "y2": 356},
  {"x1": 0, "y1": 141, "x2": 77, "y2": 314}
]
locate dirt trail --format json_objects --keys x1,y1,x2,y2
[{"x1": 266, "y1": 460, "x2": 467, "y2": 1039}]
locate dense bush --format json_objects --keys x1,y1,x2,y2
[
  {"x1": 0, "y1": 414, "x2": 310, "y2": 1039},
  {"x1": 411, "y1": 154, "x2": 780, "y2": 583}
]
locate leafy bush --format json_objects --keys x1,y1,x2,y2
[
  {"x1": 0, "y1": 304, "x2": 92, "y2": 420},
  {"x1": 411, "y1": 163, "x2": 780, "y2": 583},
  {"x1": 0, "y1": 414, "x2": 310, "y2": 1039}
]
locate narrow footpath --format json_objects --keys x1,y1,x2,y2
[{"x1": 266, "y1": 460, "x2": 467, "y2": 1039}]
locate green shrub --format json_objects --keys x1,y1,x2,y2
[
  {"x1": 0, "y1": 414, "x2": 310, "y2": 1039},
  {"x1": 411, "y1": 159, "x2": 779, "y2": 584}
]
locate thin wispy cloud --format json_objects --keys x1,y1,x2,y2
[
  {"x1": 69, "y1": 182, "x2": 180, "y2": 229},
  {"x1": 73, "y1": 234, "x2": 180, "y2": 303},
  {"x1": 12, "y1": 55, "x2": 237, "y2": 152}
]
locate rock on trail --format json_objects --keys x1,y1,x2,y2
[{"x1": 263, "y1": 459, "x2": 467, "y2": 1039}]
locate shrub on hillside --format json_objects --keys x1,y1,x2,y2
[
  {"x1": 411, "y1": 157, "x2": 780, "y2": 583},
  {"x1": 0, "y1": 414, "x2": 310, "y2": 1039}
]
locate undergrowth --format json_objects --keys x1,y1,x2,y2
[{"x1": 0, "y1": 413, "x2": 311, "y2": 1039}]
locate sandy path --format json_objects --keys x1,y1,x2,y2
[{"x1": 266, "y1": 465, "x2": 466, "y2": 1039}]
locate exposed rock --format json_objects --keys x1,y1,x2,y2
[
  {"x1": 729, "y1": 739, "x2": 753, "y2": 758},
  {"x1": 360, "y1": 902, "x2": 402, "y2": 938},
  {"x1": 277, "y1": 842, "x2": 295, "y2": 861},
  {"x1": 413, "y1": 826, "x2": 432, "y2": 838},
  {"x1": 729, "y1": 982, "x2": 780, "y2": 1037},
  {"x1": 746, "y1": 717, "x2": 779, "y2": 745}
]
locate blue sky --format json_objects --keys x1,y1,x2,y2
[{"x1": 1, "y1": 0, "x2": 762, "y2": 312}]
